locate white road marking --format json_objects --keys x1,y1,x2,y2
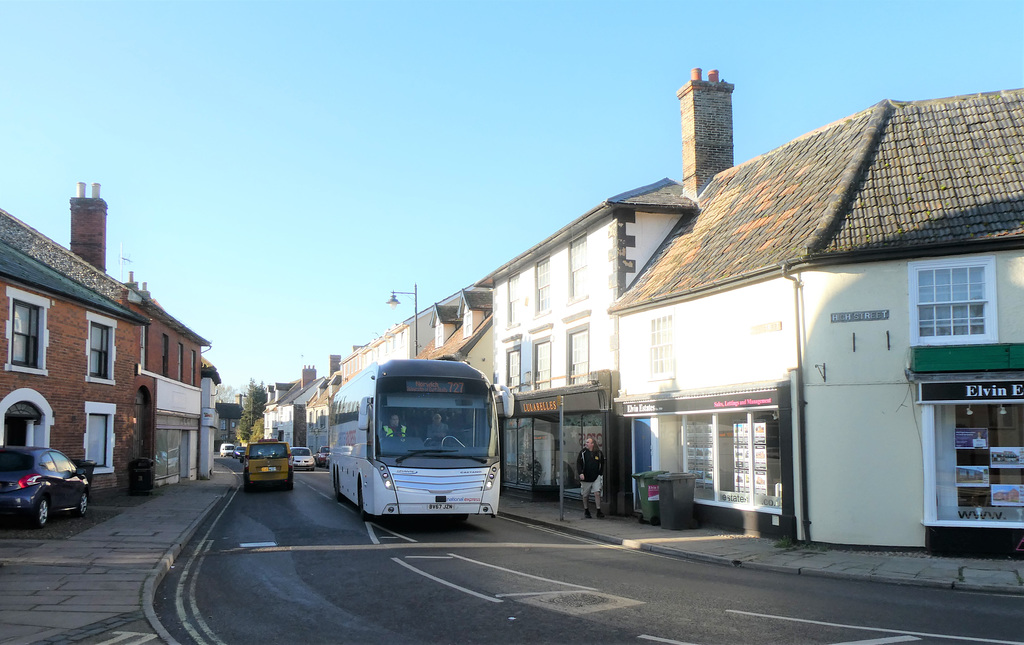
[
  {"x1": 239, "y1": 541, "x2": 277, "y2": 548},
  {"x1": 638, "y1": 636, "x2": 699, "y2": 645},
  {"x1": 727, "y1": 610, "x2": 1024, "y2": 644},
  {"x1": 95, "y1": 633, "x2": 158, "y2": 645},
  {"x1": 446, "y1": 552, "x2": 597, "y2": 590},
  {"x1": 365, "y1": 520, "x2": 417, "y2": 545},
  {"x1": 391, "y1": 557, "x2": 502, "y2": 603},
  {"x1": 833, "y1": 637, "x2": 920, "y2": 645},
  {"x1": 406, "y1": 555, "x2": 454, "y2": 559}
]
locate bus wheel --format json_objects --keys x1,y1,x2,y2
[
  {"x1": 334, "y1": 471, "x2": 344, "y2": 503},
  {"x1": 357, "y1": 481, "x2": 370, "y2": 520}
]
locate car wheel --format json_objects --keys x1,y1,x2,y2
[
  {"x1": 32, "y1": 496, "x2": 50, "y2": 529},
  {"x1": 72, "y1": 491, "x2": 88, "y2": 517},
  {"x1": 243, "y1": 481, "x2": 253, "y2": 492},
  {"x1": 286, "y1": 477, "x2": 294, "y2": 491}
]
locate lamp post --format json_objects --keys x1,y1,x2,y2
[{"x1": 386, "y1": 283, "x2": 419, "y2": 357}]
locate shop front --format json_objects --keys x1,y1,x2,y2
[
  {"x1": 501, "y1": 385, "x2": 612, "y2": 505},
  {"x1": 917, "y1": 378, "x2": 1024, "y2": 555},
  {"x1": 617, "y1": 382, "x2": 796, "y2": 538}
]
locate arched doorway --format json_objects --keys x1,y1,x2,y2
[
  {"x1": 4, "y1": 401, "x2": 41, "y2": 446},
  {"x1": 134, "y1": 387, "x2": 153, "y2": 459}
]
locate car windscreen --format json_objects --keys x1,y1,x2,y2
[
  {"x1": 250, "y1": 444, "x2": 288, "y2": 459},
  {"x1": 0, "y1": 450, "x2": 34, "y2": 471},
  {"x1": 292, "y1": 448, "x2": 311, "y2": 456}
]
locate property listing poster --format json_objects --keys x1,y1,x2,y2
[
  {"x1": 734, "y1": 423, "x2": 751, "y2": 494},
  {"x1": 954, "y1": 427, "x2": 1024, "y2": 508},
  {"x1": 753, "y1": 421, "x2": 768, "y2": 496}
]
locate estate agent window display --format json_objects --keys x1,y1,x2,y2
[
  {"x1": 684, "y1": 410, "x2": 782, "y2": 512},
  {"x1": 932, "y1": 403, "x2": 1024, "y2": 524}
]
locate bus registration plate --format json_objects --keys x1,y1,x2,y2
[{"x1": 429, "y1": 503, "x2": 454, "y2": 510}]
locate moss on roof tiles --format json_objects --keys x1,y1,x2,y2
[{"x1": 613, "y1": 89, "x2": 1024, "y2": 313}]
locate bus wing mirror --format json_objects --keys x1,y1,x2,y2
[
  {"x1": 358, "y1": 396, "x2": 372, "y2": 431},
  {"x1": 494, "y1": 385, "x2": 514, "y2": 418}
]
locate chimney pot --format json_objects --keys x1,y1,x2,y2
[
  {"x1": 76, "y1": 182, "x2": 86, "y2": 198},
  {"x1": 708, "y1": 69, "x2": 719, "y2": 82},
  {"x1": 691, "y1": 68, "x2": 702, "y2": 81},
  {"x1": 91, "y1": 183, "x2": 101, "y2": 198}
]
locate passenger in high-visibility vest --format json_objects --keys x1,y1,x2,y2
[{"x1": 383, "y1": 414, "x2": 407, "y2": 441}]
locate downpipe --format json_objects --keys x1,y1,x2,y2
[{"x1": 781, "y1": 262, "x2": 812, "y2": 543}]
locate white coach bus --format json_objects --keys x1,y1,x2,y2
[{"x1": 329, "y1": 359, "x2": 513, "y2": 519}]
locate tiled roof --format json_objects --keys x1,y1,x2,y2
[
  {"x1": 0, "y1": 239, "x2": 147, "y2": 323},
  {"x1": 419, "y1": 314, "x2": 492, "y2": 361},
  {"x1": 462, "y1": 288, "x2": 492, "y2": 312},
  {"x1": 434, "y1": 304, "x2": 461, "y2": 324},
  {"x1": 612, "y1": 89, "x2": 1024, "y2": 312},
  {"x1": 483, "y1": 179, "x2": 696, "y2": 282}
]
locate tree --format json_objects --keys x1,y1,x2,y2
[
  {"x1": 237, "y1": 378, "x2": 267, "y2": 443},
  {"x1": 216, "y1": 384, "x2": 239, "y2": 404}
]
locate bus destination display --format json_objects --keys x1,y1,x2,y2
[{"x1": 407, "y1": 379, "x2": 465, "y2": 393}]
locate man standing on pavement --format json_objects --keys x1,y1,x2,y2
[{"x1": 577, "y1": 437, "x2": 605, "y2": 518}]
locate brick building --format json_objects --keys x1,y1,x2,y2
[
  {"x1": 0, "y1": 219, "x2": 147, "y2": 491},
  {"x1": 0, "y1": 183, "x2": 210, "y2": 490}
]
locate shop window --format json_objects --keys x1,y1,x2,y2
[
  {"x1": 681, "y1": 410, "x2": 781, "y2": 510},
  {"x1": 909, "y1": 256, "x2": 997, "y2": 346},
  {"x1": 155, "y1": 429, "x2": 181, "y2": 479},
  {"x1": 933, "y1": 404, "x2": 1023, "y2": 524},
  {"x1": 685, "y1": 415, "x2": 715, "y2": 501}
]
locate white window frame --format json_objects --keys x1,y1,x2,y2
[
  {"x1": 534, "y1": 340, "x2": 551, "y2": 390},
  {"x1": 569, "y1": 237, "x2": 588, "y2": 301},
  {"x1": 507, "y1": 347, "x2": 521, "y2": 390},
  {"x1": 435, "y1": 321, "x2": 444, "y2": 348},
  {"x1": 568, "y1": 328, "x2": 589, "y2": 385},
  {"x1": 535, "y1": 258, "x2": 551, "y2": 314},
  {"x1": 650, "y1": 315, "x2": 674, "y2": 379},
  {"x1": 909, "y1": 256, "x2": 997, "y2": 346},
  {"x1": 5, "y1": 287, "x2": 49, "y2": 376},
  {"x1": 85, "y1": 312, "x2": 117, "y2": 385},
  {"x1": 463, "y1": 309, "x2": 473, "y2": 338},
  {"x1": 84, "y1": 401, "x2": 116, "y2": 472},
  {"x1": 507, "y1": 274, "x2": 521, "y2": 327}
]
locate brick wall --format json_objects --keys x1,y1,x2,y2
[
  {"x1": 0, "y1": 279, "x2": 141, "y2": 491},
  {"x1": 678, "y1": 68, "x2": 735, "y2": 198}
]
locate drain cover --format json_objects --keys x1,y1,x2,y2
[{"x1": 519, "y1": 591, "x2": 644, "y2": 616}]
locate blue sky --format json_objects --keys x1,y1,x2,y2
[{"x1": 1, "y1": 0, "x2": 1022, "y2": 393}]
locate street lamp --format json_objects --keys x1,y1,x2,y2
[{"x1": 386, "y1": 283, "x2": 419, "y2": 356}]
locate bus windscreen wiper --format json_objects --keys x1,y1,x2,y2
[{"x1": 395, "y1": 449, "x2": 456, "y2": 464}]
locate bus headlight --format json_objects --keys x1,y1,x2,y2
[
  {"x1": 379, "y1": 465, "x2": 393, "y2": 489},
  {"x1": 485, "y1": 465, "x2": 498, "y2": 490}
]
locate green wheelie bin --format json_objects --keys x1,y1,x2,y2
[{"x1": 631, "y1": 470, "x2": 668, "y2": 525}]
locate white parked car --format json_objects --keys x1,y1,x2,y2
[
  {"x1": 219, "y1": 443, "x2": 235, "y2": 457},
  {"x1": 290, "y1": 446, "x2": 315, "y2": 471}
]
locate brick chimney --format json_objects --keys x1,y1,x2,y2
[
  {"x1": 70, "y1": 182, "x2": 107, "y2": 271},
  {"x1": 678, "y1": 68, "x2": 734, "y2": 199},
  {"x1": 302, "y1": 365, "x2": 317, "y2": 387},
  {"x1": 329, "y1": 354, "x2": 341, "y2": 375}
]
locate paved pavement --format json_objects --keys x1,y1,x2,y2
[{"x1": 1, "y1": 467, "x2": 1022, "y2": 645}]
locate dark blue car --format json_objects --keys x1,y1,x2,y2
[{"x1": 0, "y1": 447, "x2": 90, "y2": 528}]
